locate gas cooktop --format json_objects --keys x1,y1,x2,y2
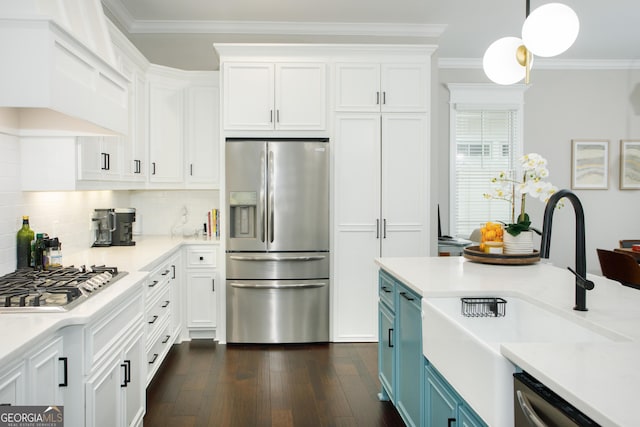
[{"x1": 0, "y1": 265, "x2": 127, "y2": 313}]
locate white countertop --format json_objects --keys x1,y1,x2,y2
[
  {"x1": 0, "y1": 235, "x2": 219, "y2": 363},
  {"x1": 376, "y1": 256, "x2": 640, "y2": 427}
]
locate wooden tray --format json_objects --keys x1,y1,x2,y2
[{"x1": 463, "y1": 246, "x2": 540, "y2": 265}]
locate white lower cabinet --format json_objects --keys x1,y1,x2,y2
[
  {"x1": 0, "y1": 334, "x2": 70, "y2": 407},
  {"x1": 84, "y1": 285, "x2": 145, "y2": 427},
  {"x1": 85, "y1": 324, "x2": 145, "y2": 427},
  {"x1": 27, "y1": 335, "x2": 66, "y2": 406},
  {"x1": 0, "y1": 360, "x2": 26, "y2": 406},
  {"x1": 185, "y1": 245, "x2": 217, "y2": 339},
  {"x1": 144, "y1": 251, "x2": 182, "y2": 385}
]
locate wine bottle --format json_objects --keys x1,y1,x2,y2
[{"x1": 16, "y1": 216, "x2": 35, "y2": 269}]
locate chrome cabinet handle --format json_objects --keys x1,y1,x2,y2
[{"x1": 516, "y1": 390, "x2": 548, "y2": 427}]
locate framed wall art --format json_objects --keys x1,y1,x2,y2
[
  {"x1": 620, "y1": 139, "x2": 640, "y2": 189},
  {"x1": 571, "y1": 139, "x2": 609, "y2": 190}
]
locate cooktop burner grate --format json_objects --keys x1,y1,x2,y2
[{"x1": 0, "y1": 265, "x2": 127, "y2": 312}]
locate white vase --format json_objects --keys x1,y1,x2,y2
[{"x1": 503, "y1": 230, "x2": 534, "y2": 254}]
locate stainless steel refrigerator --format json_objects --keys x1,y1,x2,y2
[{"x1": 225, "y1": 138, "x2": 329, "y2": 343}]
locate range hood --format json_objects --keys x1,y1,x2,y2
[{"x1": 0, "y1": 0, "x2": 128, "y2": 136}]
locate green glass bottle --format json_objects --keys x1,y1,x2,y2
[{"x1": 16, "y1": 216, "x2": 35, "y2": 269}]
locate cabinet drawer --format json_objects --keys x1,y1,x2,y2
[
  {"x1": 145, "y1": 284, "x2": 172, "y2": 342},
  {"x1": 379, "y1": 271, "x2": 396, "y2": 311},
  {"x1": 84, "y1": 288, "x2": 144, "y2": 371},
  {"x1": 147, "y1": 263, "x2": 174, "y2": 294},
  {"x1": 186, "y1": 247, "x2": 217, "y2": 268},
  {"x1": 146, "y1": 322, "x2": 174, "y2": 385}
]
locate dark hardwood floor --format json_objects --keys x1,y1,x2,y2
[{"x1": 144, "y1": 341, "x2": 405, "y2": 427}]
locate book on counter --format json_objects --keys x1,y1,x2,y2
[{"x1": 207, "y1": 209, "x2": 220, "y2": 238}]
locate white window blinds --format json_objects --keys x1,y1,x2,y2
[{"x1": 453, "y1": 110, "x2": 521, "y2": 237}]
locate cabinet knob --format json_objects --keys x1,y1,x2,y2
[{"x1": 199, "y1": 256, "x2": 204, "y2": 261}]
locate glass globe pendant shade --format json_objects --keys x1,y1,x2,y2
[
  {"x1": 483, "y1": 37, "x2": 528, "y2": 85},
  {"x1": 522, "y1": 3, "x2": 579, "y2": 57}
]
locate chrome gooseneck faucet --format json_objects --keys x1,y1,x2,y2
[{"x1": 540, "y1": 189, "x2": 595, "y2": 311}]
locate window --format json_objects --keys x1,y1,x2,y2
[{"x1": 447, "y1": 84, "x2": 527, "y2": 238}]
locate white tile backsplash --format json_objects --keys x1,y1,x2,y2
[{"x1": 129, "y1": 190, "x2": 219, "y2": 237}]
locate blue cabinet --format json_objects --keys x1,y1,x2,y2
[
  {"x1": 397, "y1": 284, "x2": 422, "y2": 427},
  {"x1": 425, "y1": 362, "x2": 487, "y2": 427},
  {"x1": 378, "y1": 302, "x2": 395, "y2": 401},
  {"x1": 377, "y1": 270, "x2": 422, "y2": 427}
]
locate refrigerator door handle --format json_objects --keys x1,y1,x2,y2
[
  {"x1": 230, "y1": 282, "x2": 327, "y2": 289},
  {"x1": 268, "y1": 149, "x2": 275, "y2": 244},
  {"x1": 259, "y1": 149, "x2": 266, "y2": 243},
  {"x1": 229, "y1": 255, "x2": 327, "y2": 262}
]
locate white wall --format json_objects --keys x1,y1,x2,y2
[{"x1": 438, "y1": 67, "x2": 640, "y2": 273}]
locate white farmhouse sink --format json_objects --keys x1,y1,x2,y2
[{"x1": 422, "y1": 296, "x2": 628, "y2": 427}]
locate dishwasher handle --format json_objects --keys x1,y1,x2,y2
[
  {"x1": 229, "y1": 282, "x2": 327, "y2": 289},
  {"x1": 516, "y1": 390, "x2": 548, "y2": 427}
]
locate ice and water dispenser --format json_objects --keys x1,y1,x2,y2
[{"x1": 229, "y1": 192, "x2": 257, "y2": 239}]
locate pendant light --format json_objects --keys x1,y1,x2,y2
[{"x1": 483, "y1": 1, "x2": 579, "y2": 85}]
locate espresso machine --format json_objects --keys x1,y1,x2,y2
[
  {"x1": 112, "y1": 208, "x2": 136, "y2": 246},
  {"x1": 92, "y1": 209, "x2": 116, "y2": 247}
]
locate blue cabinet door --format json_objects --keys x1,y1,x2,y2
[
  {"x1": 458, "y1": 405, "x2": 486, "y2": 427},
  {"x1": 378, "y1": 302, "x2": 395, "y2": 402},
  {"x1": 397, "y1": 284, "x2": 422, "y2": 427},
  {"x1": 425, "y1": 364, "x2": 457, "y2": 427}
]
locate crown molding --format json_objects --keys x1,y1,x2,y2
[
  {"x1": 124, "y1": 20, "x2": 446, "y2": 38},
  {"x1": 439, "y1": 57, "x2": 640, "y2": 70}
]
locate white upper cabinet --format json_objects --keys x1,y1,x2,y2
[
  {"x1": 274, "y1": 63, "x2": 327, "y2": 130},
  {"x1": 185, "y1": 83, "x2": 220, "y2": 187},
  {"x1": 223, "y1": 62, "x2": 326, "y2": 131},
  {"x1": 335, "y1": 63, "x2": 428, "y2": 112},
  {"x1": 148, "y1": 70, "x2": 186, "y2": 184},
  {"x1": 77, "y1": 136, "x2": 123, "y2": 182}
]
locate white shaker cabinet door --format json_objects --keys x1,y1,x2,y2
[
  {"x1": 27, "y1": 335, "x2": 65, "y2": 406},
  {"x1": 275, "y1": 63, "x2": 326, "y2": 130},
  {"x1": 186, "y1": 271, "x2": 217, "y2": 330},
  {"x1": 380, "y1": 64, "x2": 429, "y2": 113},
  {"x1": 148, "y1": 76, "x2": 185, "y2": 183},
  {"x1": 380, "y1": 113, "x2": 430, "y2": 257},
  {"x1": 334, "y1": 63, "x2": 381, "y2": 112},
  {"x1": 185, "y1": 84, "x2": 220, "y2": 186},
  {"x1": 223, "y1": 63, "x2": 274, "y2": 130},
  {"x1": 333, "y1": 114, "x2": 381, "y2": 342}
]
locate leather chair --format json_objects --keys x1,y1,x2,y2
[
  {"x1": 619, "y1": 239, "x2": 640, "y2": 248},
  {"x1": 597, "y1": 248, "x2": 640, "y2": 290}
]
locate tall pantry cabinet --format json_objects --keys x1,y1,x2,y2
[{"x1": 332, "y1": 48, "x2": 434, "y2": 342}]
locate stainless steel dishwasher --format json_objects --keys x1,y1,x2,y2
[{"x1": 514, "y1": 372, "x2": 600, "y2": 426}]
